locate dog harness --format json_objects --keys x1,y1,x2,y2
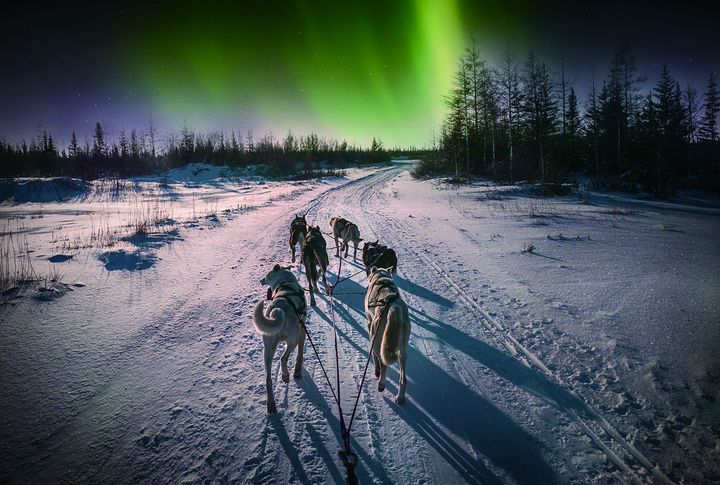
[
  {"x1": 290, "y1": 220, "x2": 307, "y2": 236},
  {"x1": 270, "y1": 282, "x2": 307, "y2": 321},
  {"x1": 304, "y1": 231, "x2": 326, "y2": 250},
  {"x1": 366, "y1": 277, "x2": 400, "y2": 308},
  {"x1": 364, "y1": 245, "x2": 387, "y2": 265}
]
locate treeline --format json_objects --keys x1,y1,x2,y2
[
  {"x1": 421, "y1": 40, "x2": 720, "y2": 195},
  {"x1": 0, "y1": 122, "x2": 389, "y2": 179}
]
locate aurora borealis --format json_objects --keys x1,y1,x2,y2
[
  {"x1": 1, "y1": 1, "x2": 718, "y2": 147},
  {"x1": 123, "y1": 1, "x2": 471, "y2": 147}
]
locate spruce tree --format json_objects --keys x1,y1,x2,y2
[
  {"x1": 130, "y1": 129, "x2": 140, "y2": 160},
  {"x1": 585, "y1": 72, "x2": 601, "y2": 176},
  {"x1": 683, "y1": 84, "x2": 699, "y2": 163},
  {"x1": 652, "y1": 66, "x2": 685, "y2": 192},
  {"x1": 565, "y1": 87, "x2": 581, "y2": 167},
  {"x1": 523, "y1": 52, "x2": 558, "y2": 183},
  {"x1": 119, "y1": 130, "x2": 129, "y2": 159},
  {"x1": 500, "y1": 46, "x2": 522, "y2": 181},
  {"x1": 699, "y1": 72, "x2": 719, "y2": 143},
  {"x1": 69, "y1": 131, "x2": 79, "y2": 159},
  {"x1": 92, "y1": 122, "x2": 106, "y2": 159},
  {"x1": 443, "y1": 57, "x2": 472, "y2": 176}
]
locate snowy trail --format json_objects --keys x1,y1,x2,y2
[
  {"x1": 300, "y1": 167, "x2": 569, "y2": 483},
  {"x1": 2, "y1": 163, "x2": 715, "y2": 483}
]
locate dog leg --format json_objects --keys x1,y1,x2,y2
[
  {"x1": 369, "y1": 323, "x2": 381, "y2": 377},
  {"x1": 334, "y1": 235, "x2": 340, "y2": 256},
  {"x1": 294, "y1": 328, "x2": 305, "y2": 379},
  {"x1": 280, "y1": 343, "x2": 294, "y2": 383},
  {"x1": 353, "y1": 244, "x2": 357, "y2": 261},
  {"x1": 309, "y1": 287, "x2": 316, "y2": 306},
  {"x1": 306, "y1": 270, "x2": 316, "y2": 306},
  {"x1": 291, "y1": 245, "x2": 296, "y2": 263},
  {"x1": 264, "y1": 342, "x2": 277, "y2": 413},
  {"x1": 378, "y1": 364, "x2": 387, "y2": 392},
  {"x1": 368, "y1": 336, "x2": 381, "y2": 378},
  {"x1": 396, "y1": 351, "x2": 407, "y2": 404}
]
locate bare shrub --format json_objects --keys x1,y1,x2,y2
[
  {"x1": 0, "y1": 222, "x2": 37, "y2": 295},
  {"x1": 127, "y1": 197, "x2": 172, "y2": 236}
]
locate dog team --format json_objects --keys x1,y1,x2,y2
[{"x1": 253, "y1": 214, "x2": 409, "y2": 413}]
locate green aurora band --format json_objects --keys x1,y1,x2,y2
[{"x1": 120, "y1": 1, "x2": 528, "y2": 147}]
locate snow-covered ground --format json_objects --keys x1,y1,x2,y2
[{"x1": 1, "y1": 161, "x2": 718, "y2": 483}]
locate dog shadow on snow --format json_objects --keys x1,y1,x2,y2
[
  {"x1": 302, "y1": 278, "x2": 556, "y2": 484},
  {"x1": 336, "y1": 258, "x2": 454, "y2": 308},
  {"x1": 404, "y1": 307, "x2": 595, "y2": 482}
]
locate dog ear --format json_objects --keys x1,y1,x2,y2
[
  {"x1": 374, "y1": 239, "x2": 379, "y2": 245},
  {"x1": 357, "y1": 237, "x2": 363, "y2": 242},
  {"x1": 283, "y1": 265, "x2": 292, "y2": 270},
  {"x1": 273, "y1": 263, "x2": 281, "y2": 271},
  {"x1": 370, "y1": 266, "x2": 378, "y2": 274}
]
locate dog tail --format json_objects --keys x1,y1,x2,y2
[
  {"x1": 253, "y1": 300, "x2": 286, "y2": 336},
  {"x1": 380, "y1": 304, "x2": 407, "y2": 366}
]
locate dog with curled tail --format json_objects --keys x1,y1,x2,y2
[{"x1": 254, "y1": 264, "x2": 307, "y2": 413}]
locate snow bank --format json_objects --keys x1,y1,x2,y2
[{"x1": 0, "y1": 177, "x2": 90, "y2": 203}]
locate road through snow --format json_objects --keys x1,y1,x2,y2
[{"x1": 2, "y1": 163, "x2": 718, "y2": 484}]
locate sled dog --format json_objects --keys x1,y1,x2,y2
[
  {"x1": 339, "y1": 222, "x2": 363, "y2": 260},
  {"x1": 330, "y1": 216, "x2": 349, "y2": 257},
  {"x1": 289, "y1": 214, "x2": 308, "y2": 263},
  {"x1": 364, "y1": 267, "x2": 410, "y2": 404},
  {"x1": 253, "y1": 264, "x2": 307, "y2": 413},
  {"x1": 302, "y1": 225, "x2": 329, "y2": 306},
  {"x1": 362, "y1": 240, "x2": 398, "y2": 276}
]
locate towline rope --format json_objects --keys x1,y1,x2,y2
[{"x1": 299, "y1": 247, "x2": 389, "y2": 484}]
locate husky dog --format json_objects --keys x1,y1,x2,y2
[
  {"x1": 330, "y1": 217, "x2": 349, "y2": 257},
  {"x1": 364, "y1": 267, "x2": 410, "y2": 404},
  {"x1": 302, "y1": 225, "x2": 329, "y2": 306},
  {"x1": 289, "y1": 214, "x2": 307, "y2": 263},
  {"x1": 362, "y1": 240, "x2": 398, "y2": 276},
  {"x1": 340, "y1": 222, "x2": 363, "y2": 260},
  {"x1": 253, "y1": 264, "x2": 307, "y2": 413}
]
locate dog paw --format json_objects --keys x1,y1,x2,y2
[
  {"x1": 293, "y1": 372, "x2": 302, "y2": 379},
  {"x1": 267, "y1": 403, "x2": 278, "y2": 413},
  {"x1": 395, "y1": 395, "x2": 405, "y2": 405},
  {"x1": 377, "y1": 384, "x2": 385, "y2": 392},
  {"x1": 310, "y1": 300, "x2": 316, "y2": 307},
  {"x1": 282, "y1": 374, "x2": 289, "y2": 383},
  {"x1": 374, "y1": 369, "x2": 380, "y2": 378}
]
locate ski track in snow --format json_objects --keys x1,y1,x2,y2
[{"x1": 1, "y1": 163, "x2": 718, "y2": 484}]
